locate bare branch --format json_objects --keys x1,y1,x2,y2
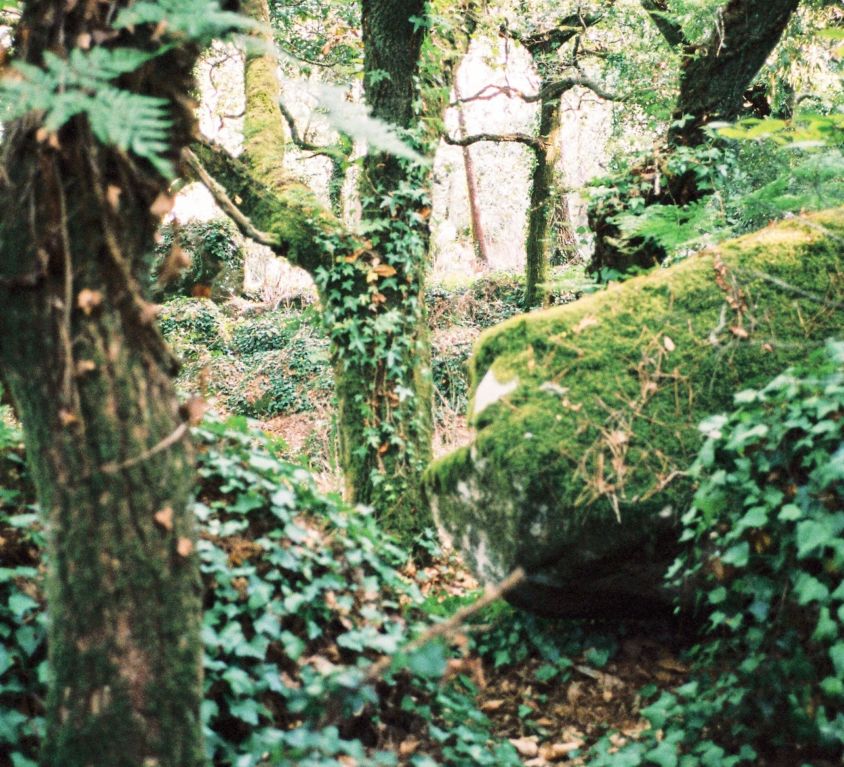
[
  {"x1": 535, "y1": 76, "x2": 620, "y2": 103},
  {"x1": 361, "y1": 568, "x2": 526, "y2": 685},
  {"x1": 512, "y1": 12, "x2": 605, "y2": 55},
  {"x1": 443, "y1": 132, "x2": 545, "y2": 152},
  {"x1": 453, "y1": 77, "x2": 620, "y2": 107}
]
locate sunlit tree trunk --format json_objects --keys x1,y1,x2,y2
[
  {"x1": 0, "y1": 2, "x2": 204, "y2": 766},
  {"x1": 454, "y1": 81, "x2": 491, "y2": 268}
]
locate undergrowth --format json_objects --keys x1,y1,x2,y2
[
  {"x1": 0, "y1": 415, "x2": 525, "y2": 767},
  {"x1": 591, "y1": 340, "x2": 844, "y2": 766}
]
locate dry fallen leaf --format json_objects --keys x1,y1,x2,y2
[
  {"x1": 75, "y1": 359, "x2": 97, "y2": 376},
  {"x1": 183, "y1": 396, "x2": 207, "y2": 426},
  {"x1": 730, "y1": 325, "x2": 749, "y2": 339},
  {"x1": 509, "y1": 736, "x2": 539, "y2": 758},
  {"x1": 398, "y1": 738, "x2": 419, "y2": 757},
  {"x1": 542, "y1": 741, "x2": 584, "y2": 761},
  {"x1": 176, "y1": 538, "x2": 194, "y2": 557},
  {"x1": 150, "y1": 192, "x2": 175, "y2": 217},
  {"x1": 106, "y1": 185, "x2": 122, "y2": 210},
  {"x1": 158, "y1": 244, "x2": 191, "y2": 285},
  {"x1": 154, "y1": 506, "x2": 174, "y2": 531},
  {"x1": 663, "y1": 335, "x2": 676, "y2": 352},
  {"x1": 480, "y1": 699, "x2": 506, "y2": 712},
  {"x1": 77, "y1": 288, "x2": 103, "y2": 315}
]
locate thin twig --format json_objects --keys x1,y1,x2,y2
[
  {"x1": 360, "y1": 567, "x2": 526, "y2": 685},
  {"x1": 737, "y1": 268, "x2": 844, "y2": 311},
  {"x1": 181, "y1": 147, "x2": 281, "y2": 250},
  {"x1": 99, "y1": 422, "x2": 189, "y2": 475}
]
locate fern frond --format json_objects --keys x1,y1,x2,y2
[
  {"x1": 114, "y1": 0, "x2": 257, "y2": 43},
  {"x1": 0, "y1": 46, "x2": 174, "y2": 176},
  {"x1": 89, "y1": 87, "x2": 174, "y2": 177}
]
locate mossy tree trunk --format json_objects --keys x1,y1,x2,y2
[
  {"x1": 589, "y1": 0, "x2": 801, "y2": 275},
  {"x1": 0, "y1": 3, "x2": 204, "y2": 765},
  {"x1": 516, "y1": 14, "x2": 599, "y2": 309},
  {"x1": 524, "y1": 97, "x2": 562, "y2": 309},
  {"x1": 195, "y1": 0, "x2": 474, "y2": 542}
]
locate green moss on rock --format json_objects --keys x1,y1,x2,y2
[{"x1": 424, "y1": 210, "x2": 844, "y2": 617}]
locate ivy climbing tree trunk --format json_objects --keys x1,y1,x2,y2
[
  {"x1": 191, "y1": 0, "x2": 473, "y2": 543},
  {"x1": 0, "y1": 2, "x2": 204, "y2": 766},
  {"x1": 349, "y1": 0, "x2": 434, "y2": 535}
]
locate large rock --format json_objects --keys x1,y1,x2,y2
[{"x1": 424, "y1": 210, "x2": 844, "y2": 618}]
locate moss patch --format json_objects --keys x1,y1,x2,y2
[{"x1": 424, "y1": 210, "x2": 844, "y2": 616}]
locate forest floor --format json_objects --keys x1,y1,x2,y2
[
  {"x1": 406, "y1": 550, "x2": 689, "y2": 765},
  {"x1": 158, "y1": 263, "x2": 692, "y2": 762}
]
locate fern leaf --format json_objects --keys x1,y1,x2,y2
[{"x1": 114, "y1": 0, "x2": 257, "y2": 43}]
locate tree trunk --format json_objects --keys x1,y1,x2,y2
[
  {"x1": 454, "y1": 81, "x2": 491, "y2": 267},
  {"x1": 198, "y1": 0, "x2": 448, "y2": 543},
  {"x1": 672, "y1": 0, "x2": 801, "y2": 146},
  {"x1": 351, "y1": 0, "x2": 435, "y2": 537},
  {"x1": 524, "y1": 97, "x2": 562, "y2": 309},
  {"x1": 0, "y1": 3, "x2": 204, "y2": 765},
  {"x1": 589, "y1": 0, "x2": 801, "y2": 275}
]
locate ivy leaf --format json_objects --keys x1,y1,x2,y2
[{"x1": 793, "y1": 573, "x2": 830, "y2": 605}]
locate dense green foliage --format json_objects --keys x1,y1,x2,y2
[
  {"x1": 0, "y1": 416, "x2": 529, "y2": 767},
  {"x1": 591, "y1": 340, "x2": 844, "y2": 766}
]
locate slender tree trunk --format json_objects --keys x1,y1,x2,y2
[
  {"x1": 352, "y1": 0, "x2": 435, "y2": 536},
  {"x1": 215, "y1": 0, "x2": 443, "y2": 541},
  {"x1": 454, "y1": 81, "x2": 491, "y2": 268},
  {"x1": 524, "y1": 96, "x2": 562, "y2": 309},
  {"x1": 0, "y1": 3, "x2": 204, "y2": 765}
]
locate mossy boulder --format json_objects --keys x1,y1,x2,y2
[{"x1": 424, "y1": 210, "x2": 844, "y2": 618}]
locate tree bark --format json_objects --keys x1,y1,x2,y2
[
  {"x1": 195, "y1": 0, "x2": 470, "y2": 542},
  {"x1": 589, "y1": 0, "x2": 801, "y2": 276},
  {"x1": 524, "y1": 98, "x2": 561, "y2": 309},
  {"x1": 0, "y1": 3, "x2": 204, "y2": 765},
  {"x1": 673, "y1": 0, "x2": 801, "y2": 145},
  {"x1": 454, "y1": 80, "x2": 491, "y2": 267}
]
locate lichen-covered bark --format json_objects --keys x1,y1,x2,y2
[
  {"x1": 425, "y1": 210, "x2": 844, "y2": 618},
  {"x1": 0, "y1": 3, "x2": 203, "y2": 765}
]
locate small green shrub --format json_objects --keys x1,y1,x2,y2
[
  {"x1": 592, "y1": 339, "x2": 844, "y2": 766},
  {"x1": 150, "y1": 218, "x2": 245, "y2": 301},
  {"x1": 230, "y1": 314, "x2": 294, "y2": 355},
  {"x1": 158, "y1": 297, "x2": 228, "y2": 359}
]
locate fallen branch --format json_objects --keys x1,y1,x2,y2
[{"x1": 361, "y1": 566, "x2": 527, "y2": 685}]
